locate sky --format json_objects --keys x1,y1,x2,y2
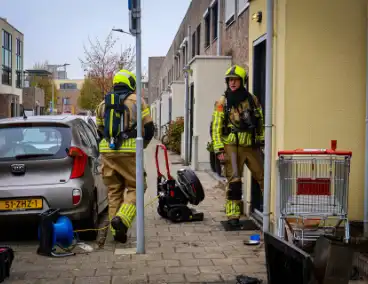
[{"x1": 2, "y1": 0, "x2": 190, "y2": 79}]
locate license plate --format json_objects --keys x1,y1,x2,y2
[{"x1": 0, "y1": 199, "x2": 43, "y2": 211}]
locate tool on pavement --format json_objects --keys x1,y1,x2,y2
[
  {"x1": 155, "y1": 144, "x2": 205, "y2": 223},
  {"x1": 0, "y1": 246, "x2": 14, "y2": 283},
  {"x1": 37, "y1": 209, "x2": 75, "y2": 257},
  {"x1": 37, "y1": 209, "x2": 94, "y2": 257}
]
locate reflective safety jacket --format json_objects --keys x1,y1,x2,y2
[
  {"x1": 211, "y1": 94, "x2": 264, "y2": 153},
  {"x1": 96, "y1": 93, "x2": 152, "y2": 153}
]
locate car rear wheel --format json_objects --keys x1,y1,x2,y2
[{"x1": 79, "y1": 194, "x2": 99, "y2": 241}]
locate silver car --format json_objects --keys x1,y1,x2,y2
[
  {"x1": 75, "y1": 115, "x2": 99, "y2": 139},
  {"x1": 0, "y1": 115, "x2": 108, "y2": 240}
]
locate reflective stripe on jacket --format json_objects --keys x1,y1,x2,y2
[
  {"x1": 211, "y1": 94, "x2": 265, "y2": 153},
  {"x1": 96, "y1": 93, "x2": 152, "y2": 153}
]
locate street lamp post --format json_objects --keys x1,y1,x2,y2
[
  {"x1": 112, "y1": 28, "x2": 133, "y2": 36},
  {"x1": 112, "y1": 0, "x2": 144, "y2": 254}
]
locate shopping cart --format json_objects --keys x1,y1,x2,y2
[{"x1": 277, "y1": 140, "x2": 352, "y2": 246}]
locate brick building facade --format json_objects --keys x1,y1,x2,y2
[
  {"x1": 150, "y1": 0, "x2": 250, "y2": 96},
  {"x1": 147, "y1": 57, "x2": 165, "y2": 105},
  {"x1": 22, "y1": 87, "x2": 45, "y2": 115}
]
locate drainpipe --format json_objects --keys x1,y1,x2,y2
[
  {"x1": 184, "y1": 25, "x2": 191, "y2": 166},
  {"x1": 262, "y1": 0, "x2": 274, "y2": 233},
  {"x1": 364, "y1": 17, "x2": 368, "y2": 236},
  {"x1": 217, "y1": 0, "x2": 222, "y2": 55}
]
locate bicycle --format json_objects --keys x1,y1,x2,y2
[
  {"x1": 153, "y1": 123, "x2": 159, "y2": 139},
  {"x1": 160, "y1": 122, "x2": 170, "y2": 147}
]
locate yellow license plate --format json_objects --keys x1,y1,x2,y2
[{"x1": 0, "y1": 199, "x2": 43, "y2": 211}]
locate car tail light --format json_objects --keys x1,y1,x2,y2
[
  {"x1": 72, "y1": 189, "x2": 81, "y2": 205},
  {"x1": 68, "y1": 147, "x2": 88, "y2": 179}
]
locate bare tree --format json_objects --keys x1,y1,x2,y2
[{"x1": 80, "y1": 31, "x2": 135, "y2": 100}]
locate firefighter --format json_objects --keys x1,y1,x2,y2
[
  {"x1": 96, "y1": 69, "x2": 154, "y2": 243},
  {"x1": 211, "y1": 65, "x2": 265, "y2": 226}
]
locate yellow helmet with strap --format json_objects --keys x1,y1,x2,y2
[
  {"x1": 225, "y1": 65, "x2": 247, "y2": 86},
  {"x1": 113, "y1": 69, "x2": 137, "y2": 91}
]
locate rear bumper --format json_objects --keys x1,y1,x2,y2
[{"x1": 0, "y1": 180, "x2": 92, "y2": 223}]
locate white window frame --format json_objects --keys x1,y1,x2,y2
[
  {"x1": 237, "y1": 0, "x2": 250, "y2": 16},
  {"x1": 225, "y1": 0, "x2": 236, "y2": 25}
]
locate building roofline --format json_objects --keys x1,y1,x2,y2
[
  {"x1": 161, "y1": 1, "x2": 193, "y2": 59},
  {"x1": 188, "y1": 55, "x2": 232, "y2": 66},
  {"x1": 24, "y1": 69, "x2": 53, "y2": 76},
  {"x1": 0, "y1": 17, "x2": 24, "y2": 35}
]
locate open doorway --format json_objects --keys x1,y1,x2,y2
[
  {"x1": 251, "y1": 35, "x2": 266, "y2": 221},
  {"x1": 189, "y1": 83, "x2": 194, "y2": 163}
]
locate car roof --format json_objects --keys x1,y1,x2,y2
[{"x1": 0, "y1": 115, "x2": 86, "y2": 125}]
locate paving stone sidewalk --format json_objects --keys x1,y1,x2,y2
[{"x1": 2, "y1": 140, "x2": 266, "y2": 284}]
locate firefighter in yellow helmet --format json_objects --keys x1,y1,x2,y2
[
  {"x1": 96, "y1": 69, "x2": 154, "y2": 243},
  {"x1": 211, "y1": 65, "x2": 264, "y2": 227}
]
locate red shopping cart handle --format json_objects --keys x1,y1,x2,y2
[
  {"x1": 155, "y1": 144, "x2": 174, "y2": 180},
  {"x1": 278, "y1": 140, "x2": 352, "y2": 156},
  {"x1": 278, "y1": 149, "x2": 352, "y2": 156}
]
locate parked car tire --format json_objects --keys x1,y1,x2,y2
[{"x1": 79, "y1": 192, "x2": 99, "y2": 241}]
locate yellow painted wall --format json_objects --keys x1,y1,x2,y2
[
  {"x1": 249, "y1": 0, "x2": 368, "y2": 222},
  {"x1": 284, "y1": 0, "x2": 367, "y2": 220}
]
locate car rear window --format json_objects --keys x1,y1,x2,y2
[{"x1": 0, "y1": 124, "x2": 72, "y2": 161}]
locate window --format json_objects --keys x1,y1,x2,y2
[
  {"x1": 63, "y1": 97, "x2": 71, "y2": 105},
  {"x1": 86, "y1": 119, "x2": 99, "y2": 138},
  {"x1": 2, "y1": 30, "x2": 12, "y2": 86},
  {"x1": 211, "y1": 1, "x2": 218, "y2": 40},
  {"x1": 60, "y1": 83, "x2": 77, "y2": 90},
  {"x1": 176, "y1": 55, "x2": 181, "y2": 79},
  {"x1": 80, "y1": 121, "x2": 98, "y2": 151},
  {"x1": 237, "y1": 0, "x2": 249, "y2": 16},
  {"x1": 0, "y1": 125, "x2": 72, "y2": 161},
  {"x1": 196, "y1": 24, "x2": 201, "y2": 55},
  {"x1": 182, "y1": 45, "x2": 186, "y2": 66},
  {"x1": 191, "y1": 32, "x2": 196, "y2": 58},
  {"x1": 16, "y1": 38, "x2": 23, "y2": 88},
  {"x1": 225, "y1": 0, "x2": 236, "y2": 25},
  {"x1": 204, "y1": 9, "x2": 210, "y2": 48},
  {"x1": 76, "y1": 123, "x2": 91, "y2": 148}
]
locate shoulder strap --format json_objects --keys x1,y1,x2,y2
[
  {"x1": 247, "y1": 93, "x2": 257, "y2": 110},
  {"x1": 221, "y1": 94, "x2": 229, "y2": 125}
]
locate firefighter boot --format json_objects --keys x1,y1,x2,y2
[
  {"x1": 225, "y1": 199, "x2": 242, "y2": 227},
  {"x1": 225, "y1": 181, "x2": 242, "y2": 228},
  {"x1": 111, "y1": 203, "x2": 137, "y2": 243},
  {"x1": 111, "y1": 217, "x2": 128, "y2": 243}
]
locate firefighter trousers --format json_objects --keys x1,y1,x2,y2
[
  {"x1": 101, "y1": 153, "x2": 147, "y2": 235},
  {"x1": 223, "y1": 144, "x2": 264, "y2": 220}
]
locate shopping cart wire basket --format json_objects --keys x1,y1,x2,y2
[{"x1": 276, "y1": 140, "x2": 352, "y2": 244}]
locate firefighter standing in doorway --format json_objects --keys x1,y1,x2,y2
[
  {"x1": 211, "y1": 65, "x2": 265, "y2": 226},
  {"x1": 96, "y1": 69, "x2": 154, "y2": 243}
]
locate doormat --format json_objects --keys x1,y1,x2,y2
[{"x1": 221, "y1": 219, "x2": 259, "y2": 231}]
